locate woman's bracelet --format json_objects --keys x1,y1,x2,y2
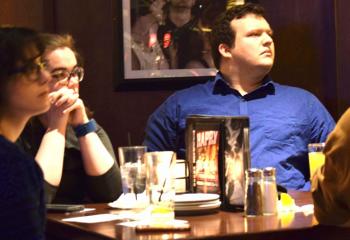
[{"x1": 73, "y1": 119, "x2": 97, "y2": 138}]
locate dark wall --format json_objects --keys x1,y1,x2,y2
[
  {"x1": 261, "y1": 0, "x2": 338, "y2": 118},
  {"x1": 1, "y1": 0, "x2": 349, "y2": 150},
  {"x1": 0, "y1": 0, "x2": 45, "y2": 29},
  {"x1": 335, "y1": 0, "x2": 350, "y2": 115}
]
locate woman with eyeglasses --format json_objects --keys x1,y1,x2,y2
[
  {"x1": 17, "y1": 33, "x2": 122, "y2": 204},
  {"x1": 0, "y1": 26, "x2": 51, "y2": 239}
]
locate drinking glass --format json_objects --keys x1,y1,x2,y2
[
  {"x1": 118, "y1": 146, "x2": 147, "y2": 200},
  {"x1": 308, "y1": 143, "x2": 325, "y2": 180},
  {"x1": 144, "y1": 151, "x2": 176, "y2": 223}
]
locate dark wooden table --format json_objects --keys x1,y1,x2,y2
[{"x1": 46, "y1": 191, "x2": 350, "y2": 240}]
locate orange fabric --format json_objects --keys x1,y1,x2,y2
[{"x1": 312, "y1": 108, "x2": 350, "y2": 225}]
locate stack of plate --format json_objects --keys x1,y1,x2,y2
[{"x1": 174, "y1": 193, "x2": 221, "y2": 215}]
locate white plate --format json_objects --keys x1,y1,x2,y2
[
  {"x1": 175, "y1": 200, "x2": 221, "y2": 211},
  {"x1": 175, "y1": 199, "x2": 220, "y2": 207},
  {"x1": 174, "y1": 193, "x2": 220, "y2": 204}
]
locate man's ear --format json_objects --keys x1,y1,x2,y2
[{"x1": 218, "y1": 43, "x2": 232, "y2": 58}]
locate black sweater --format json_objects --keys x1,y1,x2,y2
[{"x1": 0, "y1": 135, "x2": 45, "y2": 239}]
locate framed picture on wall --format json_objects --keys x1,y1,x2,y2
[{"x1": 113, "y1": 0, "x2": 248, "y2": 90}]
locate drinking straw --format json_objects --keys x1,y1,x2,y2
[
  {"x1": 134, "y1": 155, "x2": 143, "y2": 201},
  {"x1": 127, "y1": 132, "x2": 132, "y2": 146},
  {"x1": 158, "y1": 152, "x2": 175, "y2": 202}
]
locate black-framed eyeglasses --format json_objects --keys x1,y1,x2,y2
[{"x1": 50, "y1": 66, "x2": 84, "y2": 84}]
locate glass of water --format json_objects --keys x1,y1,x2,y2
[{"x1": 118, "y1": 146, "x2": 147, "y2": 201}]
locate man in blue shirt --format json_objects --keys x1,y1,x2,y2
[{"x1": 143, "y1": 3, "x2": 335, "y2": 190}]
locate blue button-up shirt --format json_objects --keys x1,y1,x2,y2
[{"x1": 144, "y1": 73, "x2": 335, "y2": 190}]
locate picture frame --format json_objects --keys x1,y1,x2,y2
[
  {"x1": 113, "y1": 0, "x2": 258, "y2": 90},
  {"x1": 113, "y1": 0, "x2": 229, "y2": 90}
]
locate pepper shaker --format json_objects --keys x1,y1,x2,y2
[
  {"x1": 244, "y1": 168, "x2": 263, "y2": 216},
  {"x1": 262, "y1": 167, "x2": 278, "y2": 215}
]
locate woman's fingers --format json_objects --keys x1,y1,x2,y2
[
  {"x1": 62, "y1": 98, "x2": 83, "y2": 114},
  {"x1": 55, "y1": 92, "x2": 78, "y2": 107},
  {"x1": 50, "y1": 88, "x2": 78, "y2": 107}
]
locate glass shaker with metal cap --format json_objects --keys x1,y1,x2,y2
[
  {"x1": 262, "y1": 167, "x2": 278, "y2": 215},
  {"x1": 244, "y1": 168, "x2": 263, "y2": 216}
]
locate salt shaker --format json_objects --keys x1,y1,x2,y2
[
  {"x1": 262, "y1": 167, "x2": 278, "y2": 215},
  {"x1": 244, "y1": 168, "x2": 263, "y2": 216}
]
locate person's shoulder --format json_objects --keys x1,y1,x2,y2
[
  {"x1": 168, "y1": 80, "x2": 212, "y2": 101},
  {"x1": 0, "y1": 138, "x2": 34, "y2": 168},
  {"x1": 275, "y1": 83, "x2": 318, "y2": 99},
  {"x1": 0, "y1": 136, "x2": 23, "y2": 157},
  {"x1": 336, "y1": 108, "x2": 350, "y2": 131},
  {"x1": 0, "y1": 138, "x2": 36, "y2": 199},
  {"x1": 341, "y1": 108, "x2": 350, "y2": 119},
  {"x1": 274, "y1": 83, "x2": 331, "y2": 117},
  {"x1": 151, "y1": 80, "x2": 212, "y2": 114}
]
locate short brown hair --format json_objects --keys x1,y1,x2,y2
[
  {"x1": 40, "y1": 33, "x2": 83, "y2": 66},
  {"x1": 210, "y1": 3, "x2": 265, "y2": 69}
]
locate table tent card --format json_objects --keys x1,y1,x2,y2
[{"x1": 186, "y1": 115, "x2": 250, "y2": 211}]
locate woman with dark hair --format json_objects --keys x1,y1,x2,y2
[
  {"x1": 17, "y1": 33, "x2": 122, "y2": 204},
  {"x1": 0, "y1": 26, "x2": 51, "y2": 239}
]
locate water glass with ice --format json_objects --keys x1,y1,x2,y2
[{"x1": 118, "y1": 146, "x2": 147, "y2": 206}]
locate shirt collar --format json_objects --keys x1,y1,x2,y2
[{"x1": 211, "y1": 72, "x2": 276, "y2": 99}]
